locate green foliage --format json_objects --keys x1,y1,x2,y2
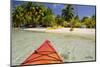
[
  {"x1": 62, "y1": 21, "x2": 68, "y2": 27},
  {"x1": 62, "y1": 5, "x2": 74, "y2": 22},
  {"x1": 74, "y1": 15, "x2": 81, "y2": 28},
  {"x1": 44, "y1": 8, "x2": 53, "y2": 16},
  {"x1": 74, "y1": 22, "x2": 81, "y2": 28},
  {"x1": 12, "y1": 5, "x2": 25, "y2": 27},
  {"x1": 81, "y1": 17, "x2": 89, "y2": 22},
  {"x1": 55, "y1": 15, "x2": 68, "y2": 27},
  {"x1": 82, "y1": 16, "x2": 96, "y2": 28},
  {"x1": 42, "y1": 15, "x2": 55, "y2": 27},
  {"x1": 70, "y1": 18, "x2": 76, "y2": 28},
  {"x1": 12, "y1": 2, "x2": 47, "y2": 27},
  {"x1": 12, "y1": 2, "x2": 96, "y2": 29},
  {"x1": 55, "y1": 17, "x2": 64, "y2": 26}
]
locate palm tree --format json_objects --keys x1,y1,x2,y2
[
  {"x1": 34, "y1": 4, "x2": 46, "y2": 26},
  {"x1": 23, "y1": 2, "x2": 46, "y2": 27},
  {"x1": 75, "y1": 15, "x2": 79, "y2": 21},
  {"x1": 41, "y1": 7, "x2": 54, "y2": 27},
  {"x1": 62, "y1": 4, "x2": 74, "y2": 22},
  {"x1": 62, "y1": 5, "x2": 75, "y2": 31},
  {"x1": 81, "y1": 16, "x2": 96, "y2": 28},
  {"x1": 12, "y1": 2, "x2": 56, "y2": 28},
  {"x1": 12, "y1": 5, "x2": 25, "y2": 27}
]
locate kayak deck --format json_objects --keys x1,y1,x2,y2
[{"x1": 21, "y1": 40, "x2": 63, "y2": 65}]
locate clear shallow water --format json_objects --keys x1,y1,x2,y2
[{"x1": 12, "y1": 29, "x2": 95, "y2": 65}]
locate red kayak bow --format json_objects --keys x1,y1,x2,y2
[{"x1": 21, "y1": 40, "x2": 63, "y2": 65}]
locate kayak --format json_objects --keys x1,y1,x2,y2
[{"x1": 21, "y1": 40, "x2": 63, "y2": 65}]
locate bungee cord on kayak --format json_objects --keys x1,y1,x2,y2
[{"x1": 21, "y1": 40, "x2": 63, "y2": 65}]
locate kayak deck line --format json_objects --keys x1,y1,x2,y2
[
  {"x1": 21, "y1": 40, "x2": 63, "y2": 65},
  {"x1": 22, "y1": 51, "x2": 62, "y2": 64}
]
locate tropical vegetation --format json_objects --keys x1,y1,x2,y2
[{"x1": 12, "y1": 2, "x2": 96, "y2": 30}]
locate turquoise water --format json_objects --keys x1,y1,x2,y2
[{"x1": 12, "y1": 29, "x2": 95, "y2": 65}]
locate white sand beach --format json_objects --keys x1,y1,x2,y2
[{"x1": 22, "y1": 28, "x2": 95, "y2": 35}]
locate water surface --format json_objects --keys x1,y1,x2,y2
[{"x1": 12, "y1": 29, "x2": 95, "y2": 65}]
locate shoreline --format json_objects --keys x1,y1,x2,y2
[{"x1": 20, "y1": 28, "x2": 95, "y2": 35}]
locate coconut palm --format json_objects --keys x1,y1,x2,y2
[
  {"x1": 62, "y1": 4, "x2": 74, "y2": 22},
  {"x1": 12, "y1": 5, "x2": 25, "y2": 27},
  {"x1": 14, "y1": 2, "x2": 47, "y2": 27}
]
